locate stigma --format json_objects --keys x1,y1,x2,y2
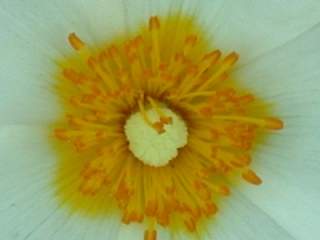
[{"x1": 125, "y1": 102, "x2": 188, "y2": 167}]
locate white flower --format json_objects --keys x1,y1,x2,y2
[{"x1": 1, "y1": 1, "x2": 320, "y2": 240}]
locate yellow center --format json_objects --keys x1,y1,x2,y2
[{"x1": 52, "y1": 13, "x2": 283, "y2": 240}]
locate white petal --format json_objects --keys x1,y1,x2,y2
[
  {"x1": 0, "y1": 126, "x2": 121, "y2": 240},
  {"x1": 198, "y1": 0, "x2": 320, "y2": 66},
  {"x1": 0, "y1": 0, "x2": 127, "y2": 125},
  {"x1": 233, "y1": 19, "x2": 320, "y2": 240},
  {"x1": 204, "y1": 191, "x2": 296, "y2": 240}
]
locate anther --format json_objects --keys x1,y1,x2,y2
[
  {"x1": 242, "y1": 169, "x2": 262, "y2": 185},
  {"x1": 148, "y1": 97, "x2": 173, "y2": 127},
  {"x1": 149, "y1": 16, "x2": 160, "y2": 30},
  {"x1": 68, "y1": 33, "x2": 85, "y2": 50},
  {"x1": 144, "y1": 229, "x2": 157, "y2": 240}
]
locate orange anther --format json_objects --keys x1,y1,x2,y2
[
  {"x1": 87, "y1": 56, "x2": 98, "y2": 69},
  {"x1": 69, "y1": 96, "x2": 81, "y2": 106},
  {"x1": 242, "y1": 169, "x2": 262, "y2": 185},
  {"x1": 157, "y1": 212, "x2": 170, "y2": 226},
  {"x1": 68, "y1": 33, "x2": 85, "y2": 50},
  {"x1": 205, "y1": 202, "x2": 218, "y2": 216},
  {"x1": 199, "y1": 106, "x2": 213, "y2": 117},
  {"x1": 160, "y1": 116, "x2": 173, "y2": 125},
  {"x1": 73, "y1": 138, "x2": 87, "y2": 152},
  {"x1": 216, "y1": 185, "x2": 231, "y2": 196},
  {"x1": 174, "y1": 53, "x2": 185, "y2": 63},
  {"x1": 79, "y1": 172, "x2": 106, "y2": 195},
  {"x1": 108, "y1": 45, "x2": 119, "y2": 57},
  {"x1": 152, "y1": 121, "x2": 165, "y2": 134},
  {"x1": 239, "y1": 94, "x2": 255, "y2": 103},
  {"x1": 54, "y1": 128, "x2": 68, "y2": 140},
  {"x1": 224, "y1": 52, "x2": 239, "y2": 66},
  {"x1": 149, "y1": 16, "x2": 160, "y2": 30},
  {"x1": 202, "y1": 50, "x2": 222, "y2": 64},
  {"x1": 145, "y1": 200, "x2": 158, "y2": 216},
  {"x1": 184, "y1": 218, "x2": 197, "y2": 232},
  {"x1": 144, "y1": 229, "x2": 157, "y2": 240},
  {"x1": 63, "y1": 69, "x2": 85, "y2": 84},
  {"x1": 264, "y1": 117, "x2": 284, "y2": 130},
  {"x1": 185, "y1": 35, "x2": 198, "y2": 47}
]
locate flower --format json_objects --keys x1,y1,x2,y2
[{"x1": 1, "y1": 1, "x2": 320, "y2": 240}]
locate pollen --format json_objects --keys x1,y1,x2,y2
[{"x1": 52, "y1": 14, "x2": 283, "y2": 239}]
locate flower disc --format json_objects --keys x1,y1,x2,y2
[{"x1": 52, "y1": 13, "x2": 283, "y2": 239}]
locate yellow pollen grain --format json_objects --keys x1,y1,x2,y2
[{"x1": 51, "y1": 13, "x2": 283, "y2": 240}]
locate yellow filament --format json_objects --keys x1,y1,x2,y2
[
  {"x1": 211, "y1": 115, "x2": 284, "y2": 130},
  {"x1": 149, "y1": 16, "x2": 161, "y2": 74},
  {"x1": 198, "y1": 52, "x2": 239, "y2": 91}
]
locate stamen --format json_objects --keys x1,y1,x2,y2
[
  {"x1": 68, "y1": 32, "x2": 85, "y2": 50},
  {"x1": 178, "y1": 50, "x2": 222, "y2": 97},
  {"x1": 198, "y1": 52, "x2": 239, "y2": 91},
  {"x1": 149, "y1": 16, "x2": 161, "y2": 73},
  {"x1": 210, "y1": 115, "x2": 284, "y2": 130},
  {"x1": 144, "y1": 229, "x2": 157, "y2": 240},
  {"x1": 87, "y1": 57, "x2": 117, "y2": 91},
  {"x1": 242, "y1": 169, "x2": 262, "y2": 185}
]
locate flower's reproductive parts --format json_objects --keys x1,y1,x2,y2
[{"x1": 53, "y1": 14, "x2": 283, "y2": 240}]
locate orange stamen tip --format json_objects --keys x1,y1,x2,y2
[
  {"x1": 68, "y1": 33, "x2": 85, "y2": 50},
  {"x1": 242, "y1": 169, "x2": 262, "y2": 185},
  {"x1": 160, "y1": 116, "x2": 173, "y2": 125},
  {"x1": 185, "y1": 35, "x2": 198, "y2": 46},
  {"x1": 134, "y1": 35, "x2": 143, "y2": 45},
  {"x1": 225, "y1": 52, "x2": 239, "y2": 64},
  {"x1": 205, "y1": 202, "x2": 218, "y2": 215},
  {"x1": 149, "y1": 16, "x2": 160, "y2": 30},
  {"x1": 152, "y1": 122, "x2": 165, "y2": 134},
  {"x1": 217, "y1": 185, "x2": 231, "y2": 196},
  {"x1": 108, "y1": 45, "x2": 119, "y2": 58},
  {"x1": 203, "y1": 50, "x2": 222, "y2": 62},
  {"x1": 199, "y1": 107, "x2": 213, "y2": 117},
  {"x1": 54, "y1": 128, "x2": 68, "y2": 140},
  {"x1": 264, "y1": 117, "x2": 284, "y2": 130},
  {"x1": 144, "y1": 229, "x2": 157, "y2": 240}
]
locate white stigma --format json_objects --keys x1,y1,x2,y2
[{"x1": 124, "y1": 107, "x2": 188, "y2": 167}]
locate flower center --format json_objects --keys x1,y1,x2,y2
[
  {"x1": 125, "y1": 102, "x2": 188, "y2": 167},
  {"x1": 52, "y1": 13, "x2": 284, "y2": 240}
]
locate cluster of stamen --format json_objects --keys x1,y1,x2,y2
[{"x1": 53, "y1": 15, "x2": 283, "y2": 240}]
